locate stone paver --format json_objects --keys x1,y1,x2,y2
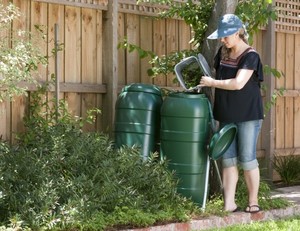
[{"x1": 271, "y1": 185, "x2": 300, "y2": 205}]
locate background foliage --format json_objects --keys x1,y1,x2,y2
[
  {"x1": 124, "y1": 0, "x2": 279, "y2": 85},
  {"x1": 0, "y1": 2, "x2": 47, "y2": 101}
]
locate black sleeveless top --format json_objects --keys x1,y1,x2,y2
[{"x1": 213, "y1": 47, "x2": 264, "y2": 123}]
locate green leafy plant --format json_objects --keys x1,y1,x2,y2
[
  {"x1": 262, "y1": 65, "x2": 285, "y2": 113},
  {"x1": 273, "y1": 153, "x2": 300, "y2": 186},
  {"x1": 204, "y1": 171, "x2": 290, "y2": 217},
  {"x1": 236, "y1": 176, "x2": 290, "y2": 210},
  {"x1": 156, "y1": 0, "x2": 214, "y2": 50},
  {"x1": 236, "y1": 0, "x2": 277, "y2": 44}
]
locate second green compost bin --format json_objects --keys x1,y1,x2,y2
[{"x1": 160, "y1": 92, "x2": 211, "y2": 207}]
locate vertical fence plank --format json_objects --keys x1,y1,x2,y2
[
  {"x1": 82, "y1": 8, "x2": 97, "y2": 132},
  {"x1": 153, "y1": 19, "x2": 166, "y2": 86},
  {"x1": 276, "y1": 33, "x2": 286, "y2": 89},
  {"x1": 125, "y1": 14, "x2": 140, "y2": 83},
  {"x1": 252, "y1": 31, "x2": 263, "y2": 151},
  {"x1": 64, "y1": 6, "x2": 82, "y2": 116},
  {"x1": 48, "y1": 3, "x2": 65, "y2": 84},
  {"x1": 11, "y1": 0, "x2": 31, "y2": 141},
  {"x1": 140, "y1": 16, "x2": 153, "y2": 84},
  {"x1": 47, "y1": 2, "x2": 65, "y2": 114},
  {"x1": 0, "y1": 102, "x2": 9, "y2": 140},
  {"x1": 275, "y1": 32, "x2": 285, "y2": 150},
  {"x1": 31, "y1": 1, "x2": 49, "y2": 121},
  {"x1": 285, "y1": 34, "x2": 294, "y2": 149},
  {"x1": 102, "y1": 0, "x2": 118, "y2": 133},
  {"x1": 178, "y1": 20, "x2": 191, "y2": 51},
  {"x1": 82, "y1": 8, "x2": 97, "y2": 84},
  {"x1": 31, "y1": 1, "x2": 48, "y2": 81},
  {"x1": 275, "y1": 98, "x2": 285, "y2": 147},
  {"x1": 117, "y1": 12, "x2": 126, "y2": 87},
  {"x1": 96, "y1": 9, "x2": 103, "y2": 131},
  {"x1": 294, "y1": 34, "x2": 300, "y2": 147},
  {"x1": 0, "y1": 0, "x2": 10, "y2": 140},
  {"x1": 166, "y1": 18, "x2": 178, "y2": 87},
  {"x1": 13, "y1": 0, "x2": 30, "y2": 28},
  {"x1": 253, "y1": 30, "x2": 263, "y2": 54}
]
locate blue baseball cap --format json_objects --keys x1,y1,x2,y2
[{"x1": 207, "y1": 14, "x2": 243, "y2": 39}]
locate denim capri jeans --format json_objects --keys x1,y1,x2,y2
[{"x1": 221, "y1": 119, "x2": 263, "y2": 171}]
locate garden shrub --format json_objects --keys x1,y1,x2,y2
[
  {"x1": 273, "y1": 154, "x2": 300, "y2": 186},
  {"x1": 0, "y1": 85, "x2": 197, "y2": 230}
]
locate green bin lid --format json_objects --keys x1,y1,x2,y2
[
  {"x1": 122, "y1": 83, "x2": 162, "y2": 96},
  {"x1": 208, "y1": 123, "x2": 237, "y2": 160}
]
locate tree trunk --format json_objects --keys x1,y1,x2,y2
[
  {"x1": 202, "y1": 0, "x2": 238, "y2": 70},
  {"x1": 200, "y1": 0, "x2": 238, "y2": 107},
  {"x1": 201, "y1": 0, "x2": 238, "y2": 195}
]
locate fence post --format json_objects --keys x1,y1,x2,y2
[
  {"x1": 102, "y1": 0, "x2": 118, "y2": 136},
  {"x1": 261, "y1": 4, "x2": 276, "y2": 182}
]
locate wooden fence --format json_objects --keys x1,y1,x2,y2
[{"x1": 0, "y1": 0, "x2": 299, "y2": 181}]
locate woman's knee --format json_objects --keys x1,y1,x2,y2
[
  {"x1": 239, "y1": 159, "x2": 259, "y2": 171},
  {"x1": 222, "y1": 157, "x2": 238, "y2": 168}
]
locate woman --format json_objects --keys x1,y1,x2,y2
[{"x1": 199, "y1": 14, "x2": 264, "y2": 213}]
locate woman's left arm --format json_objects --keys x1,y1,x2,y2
[{"x1": 199, "y1": 69, "x2": 254, "y2": 90}]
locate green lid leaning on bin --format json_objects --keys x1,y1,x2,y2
[{"x1": 208, "y1": 123, "x2": 237, "y2": 160}]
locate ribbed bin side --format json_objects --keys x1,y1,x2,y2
[
  {"x1": 114, "y1": 83, "x2": 163, "y2": 159},
  {"x1": 160, "y1": 92, "x2": 211, "y2": 206}
]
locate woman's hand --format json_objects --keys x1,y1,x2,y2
[{"x1": 199, "y1": 76, "x2": 214, "y2": 87}]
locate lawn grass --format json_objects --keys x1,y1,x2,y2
[{"x1": 206, "y1": 216, "x2": 300, "y2": 231}]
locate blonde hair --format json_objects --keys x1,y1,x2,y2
[{"x1": 221, "y1": 27, "x2": 249, "y2": 60}]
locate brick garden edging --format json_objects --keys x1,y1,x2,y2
[{"x1": 122, "y1": 204, "x2": 300, "y2": 231}]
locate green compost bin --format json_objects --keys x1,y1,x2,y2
[
  {"x1": 160, "y1": 92, "x2": 211, "y2": 207},
  {"x1": 114, "y1": 83, "x2": 163, "y2": 159}
]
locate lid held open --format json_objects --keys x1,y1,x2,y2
[{"x1": 208, "y1": 123, "x2": 237, "y2": 160}]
